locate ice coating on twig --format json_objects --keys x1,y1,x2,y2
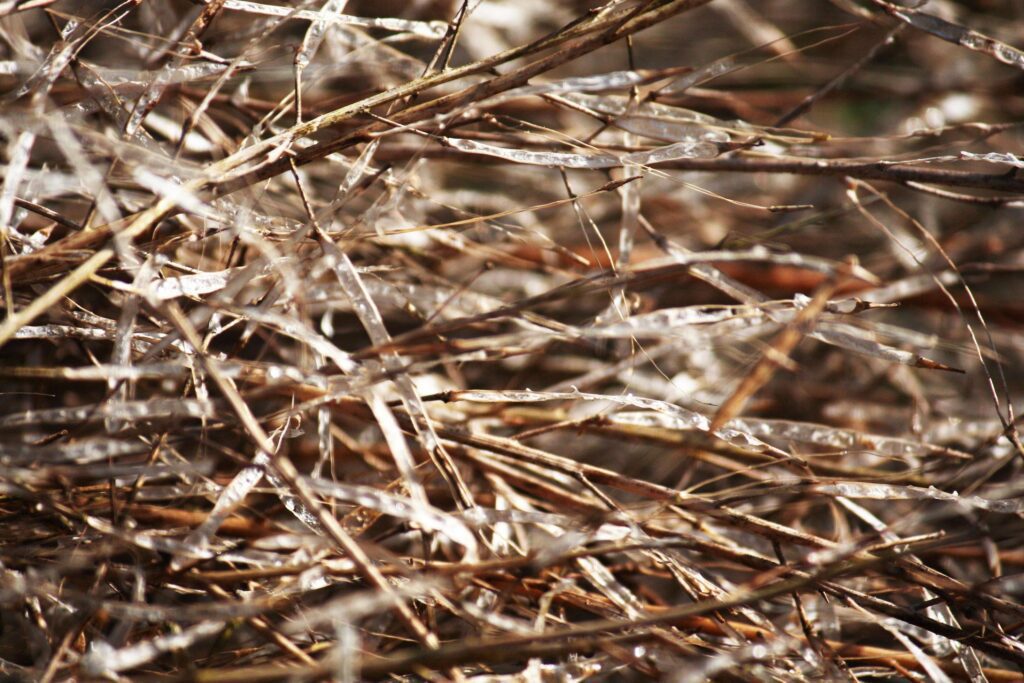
[{"x1": 443, "y1": 136, "x2": 718, "y2": 169}]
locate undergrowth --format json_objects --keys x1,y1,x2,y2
[{"x1": 1, "y1": 0, "x2": 1024, "y2": 680}]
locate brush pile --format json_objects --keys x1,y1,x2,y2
[{"x1": 2, "y1": 0, "x2": 1024, "y2": 680}]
